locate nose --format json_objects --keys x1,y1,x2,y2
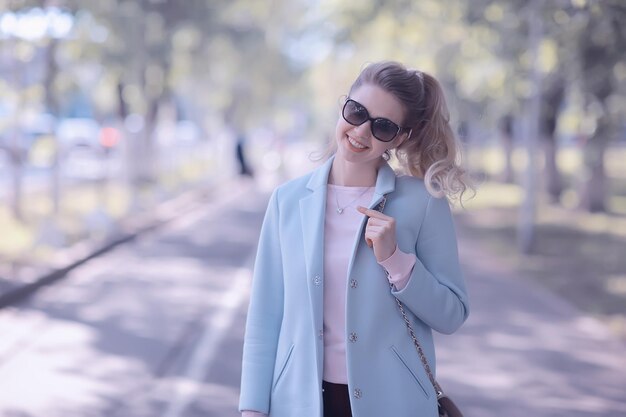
[{"x1": 352, "y1": 120, "x2": 372, "y2": 139}]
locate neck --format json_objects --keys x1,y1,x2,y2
[{"x1": 328, "y1": 157, "x2": 381, "y2": 187}]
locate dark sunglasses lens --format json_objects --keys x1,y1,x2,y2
[
  {"x1": 343, "y1": 100, "x2": 367, "y2": 125},
  {"x1": 372, "y1": 119, "x2": 399, "y2": 142}
]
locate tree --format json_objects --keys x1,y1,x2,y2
[
  {"x1": 540, "y1": 72, "x2": 565, "y2": 203},
  {"x1": 68, "y1": 0, "x2": 304, "y2": 185},
  {"x1": 575, "y1": 0, "x2": 625, "y2": 212}
]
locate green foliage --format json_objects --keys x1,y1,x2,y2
[{"x1": 1, "y1": 0, "x2": 623, "y2": 142}]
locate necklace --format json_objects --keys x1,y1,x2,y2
[{"x1": 334, "y1": 186, "x2": 372, "y2": 214}]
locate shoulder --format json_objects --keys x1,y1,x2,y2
[
  {"x1": 392, "y1": 175, "x2": 453, "y2": 223},
  {"x1": 395, "y1": 175, "x2": 450, "y2": 204},
  {"x1": 394, "y1": 175, "x2": 430, "y2": 202}
]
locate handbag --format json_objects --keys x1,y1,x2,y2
[{"x1": 376, "y1": 196, "x2": 464, "y2": 417}]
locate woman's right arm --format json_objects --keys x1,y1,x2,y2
[{"x1": 239, "y1": 189, "x2": 284, "y2": 415}]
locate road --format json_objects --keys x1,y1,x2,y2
[{"x1": 0, "y1": 180, "x2": 267, "y2": 417}]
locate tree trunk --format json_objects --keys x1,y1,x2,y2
[
  {"x1": 8, "y1": 38, "x2": 24, "y2": 221},
  {"x1": 579, "y1": 115, "x2": 610, "y2": 212},
  {"x1": 9, "y1": 146, "x2": 23, "y2": 222},
  {"x1": 44, "y1": 38, "x2": 61, "y2": 215},
  {"x1": 140, "y1": 96, "x2": 160, "y2": 183},
  {"x1": 576, "y1": 2, "x2": 623, "y2": 212},
  {"x1": 539, "y1": 74, "x2": 565, "y2": 204},
  {"x1": 517, "y1": 0, "x2": 543, "y2": 254},
  {"x1": 543, "y1": 135, "x2": 563, "y2": 204},
  {"x1": 499, "y1": 114, "x2": 515, "y2": 183}
]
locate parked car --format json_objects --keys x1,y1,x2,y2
[{"x1": 56, "y1": 118, "x2": 101, "y2": 150}]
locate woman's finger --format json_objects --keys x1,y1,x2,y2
[
  {"x1": 366, "y1": 216, "x2": 384, "y2": 226},
  {"x1": 365, "y1": 225, "x2": 384, "y2": 235},
  {"x1": 364, "y1": 228, "x2": 383, "y2": 245},
  {"x1": 356, "y1": 206, "x2": 392, "y2": 220}
]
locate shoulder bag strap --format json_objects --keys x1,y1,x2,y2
[{"x1": 375, "y1": 196, "x2": 445, "y2": 398}]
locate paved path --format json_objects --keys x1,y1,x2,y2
[
  {"x1": 437, "y1": 226, "x2": 626, "y2": 417},
  {"x1": 0, "y1": 179, "x2": 267, "y2": 417}
]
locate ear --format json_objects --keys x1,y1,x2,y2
[{"x1": 392, "y1": 130, "x2": 411, "y2": 148}]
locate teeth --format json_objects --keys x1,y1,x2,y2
[{"x1": 348, "y1": 136, "x2": 367, "y2": 149}]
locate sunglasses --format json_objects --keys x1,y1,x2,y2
[{"x1": 342, "y1": 98, "x2": 412, "y2": 143}]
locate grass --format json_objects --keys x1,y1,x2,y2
[
  {"x1": 0, "y1": 158, "x2": 217, "y2": 269},
  {"x1": 456, "y1": 143, "x2": 626, "y2": 339}
]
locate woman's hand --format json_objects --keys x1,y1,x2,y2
[{"x1": 356, "y1": 206, "x2": 397, "y2": 262}]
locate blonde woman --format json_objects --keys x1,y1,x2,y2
[{"x1": 240, "y1": 61, "x2": 471, "y2": 417}]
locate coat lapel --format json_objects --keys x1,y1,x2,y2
[{"x1": 369, "y1": 161, "x2": 397, "y2": 210}]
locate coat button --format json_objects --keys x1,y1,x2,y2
[
  {"x1": 353, "y1": 388, "x2": 362, "y2": 399},
  {"x1": 318, "y1": 329, "x2": 324, "y2": 339},
  {"x1": 350, "y1": 279, "x2": 358, "y2": 288},
  {"x1": 313, "y1": 275, "x2": 321, "y2": 285},
  {"x1": 349, "y1": 332, "x2": 358, "y2": 342}
]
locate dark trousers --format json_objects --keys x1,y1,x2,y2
[{"x1": 322, "y1": 380, "x2": 352, "y2": 417}]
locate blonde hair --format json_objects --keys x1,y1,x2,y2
[{"x1": 348, "y1": 61, "x2": 473, "y2": 202}]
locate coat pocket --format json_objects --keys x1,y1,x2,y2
[
  {"x1": 272, "y1": 343, "x2": 295, "y2": 391},
  {"x1": 390, "y1": 345, "x2": 430, "y2": 398}
]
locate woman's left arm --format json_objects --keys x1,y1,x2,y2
[{"x1": 391, "y1": 195, "x2": 470, "y2": 334}]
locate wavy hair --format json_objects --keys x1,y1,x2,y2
[{"x1": 349, "y1": 61, "x2": 473, "y2": 202}]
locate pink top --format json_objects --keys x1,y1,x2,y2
[{"x1": 242, "y1": 185, "x2": 416, "y2": 417}]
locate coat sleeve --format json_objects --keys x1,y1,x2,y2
[
  {"x1": 239, "y1": 189, "x2": 284, "y2": 414},
  {"x1": 391, "y1": 195, "x2": 470, "y2": 334}
]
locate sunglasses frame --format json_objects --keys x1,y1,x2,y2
[{"x1": 342, "y1": 98, "x2": 412, "y2": 143}]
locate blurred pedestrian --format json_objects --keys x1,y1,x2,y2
[
  {"x1": 236, "y1": 133, "x2": 254, "y2": 177},
  {"x1": 240, "y1": 61, "x2": 471, "y2": 417},
  {"x1": 498, "y1": 114, "x2": 515, "y2": 183},
  {"x1": 457, "y1": 120, "x2": 469, "y2": 144}
]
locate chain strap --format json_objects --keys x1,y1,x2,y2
[
  {"x1": 389, "y1": 280, "x2": 444, "y2": 397},
  {"x1": 375, "y1": 195, "x2": 444, "y2": 398}
]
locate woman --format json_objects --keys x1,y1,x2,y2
[{"x1": 239, "y1": 61, "x2": 471, "y2": 417}]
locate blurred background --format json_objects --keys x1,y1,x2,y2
[{"x1": 0, "y1": 0, "x2": 625, "y2": 416}]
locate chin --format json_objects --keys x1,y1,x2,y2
[{"x1": 338, "y1": 145, "x2": 381, "y2": 168}]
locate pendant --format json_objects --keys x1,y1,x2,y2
[{"x1": 337, "y1": 208, "x2": 344, "y2": 214}]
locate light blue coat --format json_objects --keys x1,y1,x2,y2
[{"x1": 239, "y1": 156, "x2": 469, "y2": 417}]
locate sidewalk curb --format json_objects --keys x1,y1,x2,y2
[{"x1": 0, "y1": 180, "x2": 240, "y2": 309}]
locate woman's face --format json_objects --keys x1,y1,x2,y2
[{"x1": 334, "y1": 83, "x2": 408, "y2": 166}]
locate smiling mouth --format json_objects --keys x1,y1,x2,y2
[{"x1": 348, "y1": 136, "x2": 368, "y2": 149}]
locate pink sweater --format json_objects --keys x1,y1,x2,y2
[{"x1": 242, "y1": 185, "x2": 416, "y2": 417}]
